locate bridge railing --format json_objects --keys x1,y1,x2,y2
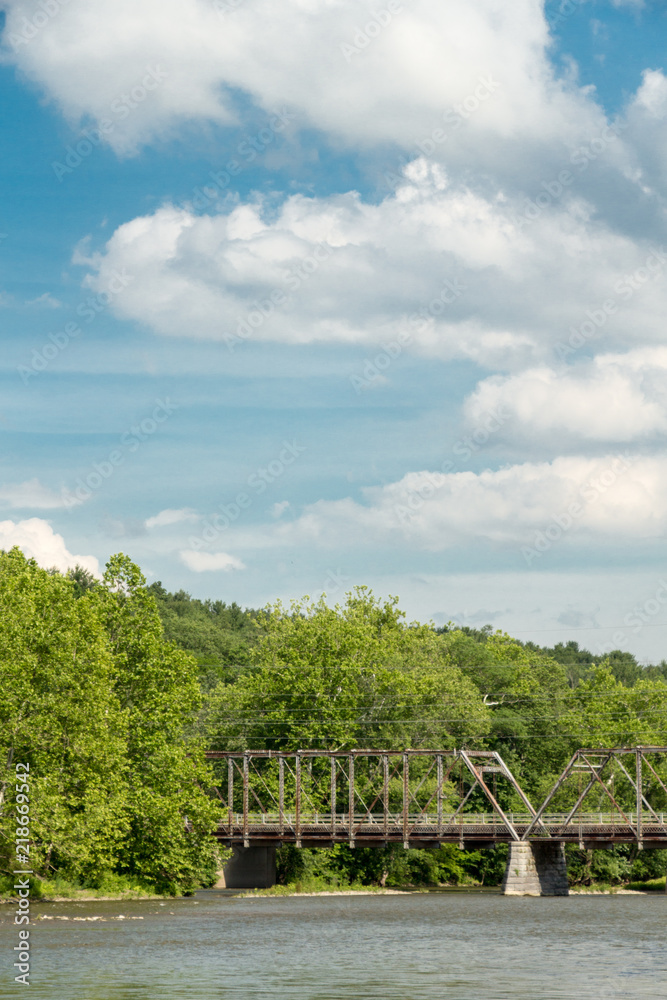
[{"x1": 216, "y1": 811, "x2": 667, "y2": 828}]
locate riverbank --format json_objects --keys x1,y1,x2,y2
[
  {"x1": 246, "y1": 884, "x2": 663, "y2": 898},
  {"x1": 571, "y1": 876, "x2": 666, "y2": 894},
  {"x1": 3, "y1": 875, "x2": 663, "y2": 903},
  {"x1": 0, "y1": 876, "x2": 174, "y2": 903},
  {"x1": 240, "y1": 886, "x2": 413, "y2": 897},
  {"x1": 0, "y1": 889, "x2": 170, "y2": 903}
]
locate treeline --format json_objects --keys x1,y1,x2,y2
[
  {"x1": 153, "y1": 579, "x2": 667, "y2": 889},
  {"x1": 2, "y1": 552, "x2": 666, "y2": 895},
  {"x1": 146, "y1": 582, "x2": 667, "y2": 694}
]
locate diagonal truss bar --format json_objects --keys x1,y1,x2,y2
[
  {"x1": 522, "y1": 750, "x2": 598, "y2": 838},
  {"x1": 613, "y1": 755, "x2": 667, "y2": 833},
  {"x1": 492, "y1": 754, "x2": 546, "y2": 829},
  {"x1": 576, "y1": 752, "x2": 636, "y2": 832},
  {"x1": 360, "y1": 756, "x2": 403, "y2": 820},
  {"x1": 459, "y1": 750, "x2": 520, "y2": 841},
  {"x1": 246, "y1": 758, "x2": 277, "y2": 814},
  {"x1": 545, "y1": 752, "x2": 617, "y2": 837},
  {"x1": 641, "y1": 754, "x2": 667, "y2": 804},
  {"x1": 444, "y1": 777, "x2": 478, "y2": 825}
]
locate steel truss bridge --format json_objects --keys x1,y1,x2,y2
[{"x1": 205, "y1": 747, "x2": 667, "y2": 850}]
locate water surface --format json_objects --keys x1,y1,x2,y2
[{"x1": 1, "y1": 890, "x2": 665, "y2": 999}]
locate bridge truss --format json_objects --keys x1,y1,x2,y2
[
  {"x1": 524, "y1": 746, "x2": 667, "y2": 849},
  {"x1": 205, "y1": 747, "x2": 667, "y2": 848}
]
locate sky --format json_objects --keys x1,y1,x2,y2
[{"x1": 1, "y1": 0, "x2": 667, "y2": 662}]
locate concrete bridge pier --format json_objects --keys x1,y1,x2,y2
[
  {"x1": 502, "y1": 842, "x2": 569, "y2": 896},
  {"x1": 215, "y1": 846, "x2": 277, "y2": 889}
]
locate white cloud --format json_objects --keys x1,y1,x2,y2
[
  {"x1": 0, "y1": 478, "x2": 71, "y2": 509},
  {"x1": 622, "y1": 69, "x2": 667, "y2": 200},
  {"x1": 0, "y1": 0, "x2": 599, "y2": 157},
  {"x1": 79, "y1": 160, "x2": 667, "y2": 367},
  {"x1": 146, "y1": 507, "x2": 197, "y2": 528},
  {"x1": 0, "y1": 518, "x2": 100, "y2": 574},
  {"x1": 179, "y1": 549, "x2": 245, "y2": 572},
  {"x1": 224, "y1": 453, "x2": 667, "y2": 553},
  {"x1": 632, "y1": 69, "x2": 667, "y2": 121},
  {"x1": 25, "y1": 292, "x2": 62, "y2": 308},
  {"x1": 465, "y1": 347, "x2": 667, "y2": 443}
]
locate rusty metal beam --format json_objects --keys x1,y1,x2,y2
[
  {"x1": 613, "y1": 755, "x2": 666, "y2": 832},
  {"x1": 522, "y1": 750, "x2": 587, "y2": 839},
  {"x1": 383, "y1": 754, "x2": 389, "y2": 840},
  {"x1": 295, "y1": 754, "x2": 302, "y2": 848},
  {"x1": 437, "y1": 754, "x2": 443, "y2": 838},
  {"x1": 402, "y1": 753, "x2": 409, "y2": 848},
  {"x1": 553, "y1": 752, "x2": 616, "y2": 837},
  {"x1": 242, "y1": 753, "x2": 249, "y2": 847},
  {"x1": 331, "y1": 756, "x2": 336, "y2": 841},
  {"x1": 227, "y1": 757, "x2": 233, "y2": 835},
  {"x1": 459, "y1": 750, "x2": 520, "y2": 842},
  {"x1": 348, "y1": 754, "x2": 355, "y2": 847},
  {"x1": 636, "y1": 750, "x2": 643, "y2": 848}
]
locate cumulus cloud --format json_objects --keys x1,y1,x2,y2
[
  {"x1": 0, "y1": 478, "x2": 72, "y2": 509},
  {"x1": 0, "y1": 0, "x2": 602, "y2": 158},
  {"x1": 465, "y1": 347, "x2": 667, "y2": 443},
  {"x1": 226, "y1": 453, "x2": 667, "y2": 553},
  {"x1": 78, "y1": 158, "x2": 667, "y2": 367},
  {"x1": 632, "y1": 69, "x2": 667, "y2": 121},
  {"x1": 179, "y1": 549, "x2": 245, "y2": 572},
  {"x1": 0, "y1": 518, "x2": 100, "y2": 574},
  {"x1": 621, "y1": 69, "x2": 667, "y2": 200}
]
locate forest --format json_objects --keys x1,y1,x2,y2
[{"x1": 2, "y1": 548, "x2": 666, "y2": 896}]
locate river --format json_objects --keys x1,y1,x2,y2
[{"x1": 1, "y1": 889, "x2": 665, "y2": 999}]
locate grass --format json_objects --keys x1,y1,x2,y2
[
  {"x1": 239, "y1": 876, "x2": 402, "y2": 897},
  {"x1": 571, "y1": 876, "x2": 666, "y2": 893},
  {"x1": 570, "y1": 882, "x2": 617, "y2": 893},
  {"x1": 0, "y1": 873, "x2": 168, "y2": 902},
  {"x1": 625, "y1": 877, "x2": 666, "y2": 892}
]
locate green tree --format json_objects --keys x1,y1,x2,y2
[
  {"x1": 560, "y1": 664, "x2": 667, "y2": 749},
  {"x1": 0, "y1": 550, "x2": 224, "y2": 894},
  {"x1": 98, "y1": 555, "x2": 222, "y2": 892},
  {"x1": 0, "y1": 549, "x2": 128, "y2": 882},
  {"x1": 148, "y1": 583, "x2": 257, "y2": 689},
  {"x1": 202, "y1": 588, "x2": 490, "y2": 752}
]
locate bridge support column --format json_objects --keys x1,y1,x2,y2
[
  {"x1": 215, "y1": 846, "x2": 277, "y2": 889},
  {"x1": 502, "y1": 842, "x2": 569, "y2": 896}
]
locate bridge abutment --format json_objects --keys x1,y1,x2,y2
[
  {"x1": 215, "y1": 846, "x2": 277, "y2": 889},
  {"x1": 502, "y1": 842, "x2": 569, "y2": 896}
]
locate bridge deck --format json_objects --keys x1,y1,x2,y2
[{"x1": 214, "y1": 811, "x2": 667, "y2": 846}]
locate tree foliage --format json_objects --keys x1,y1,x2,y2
[
  {"x1": 147, "y1": 582, "x2": 257, "y2": 688},
  {"x1": 0, "y1": 550, "x2": 222, "y2": 894},
  {"x1": 201, "y1": 588, "x2": 490, "y2": 751}
]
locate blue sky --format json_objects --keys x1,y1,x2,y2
[{"x1": 2, "y1": 0, "x2": 667, "y2": 661}]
